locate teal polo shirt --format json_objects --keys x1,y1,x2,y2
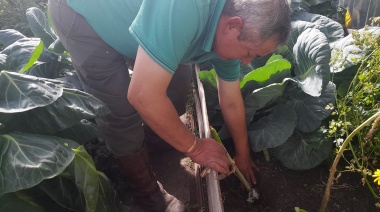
[{"x1": 67, "y1": 0, "x2": 241, "y2": 81}]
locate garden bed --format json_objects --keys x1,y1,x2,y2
[
  {"x1": 219, "y1": 141, "x2": 378, "y2": 212},
  {"x1": 87, "y1": 66, "x2": 379, "y2": 212},
  {"x1": 2, "y1": 2, "x2": 380, "y2": 211},
  {"x1": 193, "y1": 65, "x2": 378, "y2": 211}
]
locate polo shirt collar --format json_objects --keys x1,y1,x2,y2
[{"x1": 202, "y1": 0, "x2": 226, "y2": 52}]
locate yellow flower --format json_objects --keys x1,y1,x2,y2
[{"x1": 373, "y1": 169, "x2": 380, "y2": 185}]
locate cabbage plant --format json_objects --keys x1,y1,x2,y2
[
  {"x1": 330, "y1": 26, "x2": 380, "y2": 97},
  {"x1": 200, "y1": 10, "x2": 345, "y2": 170},
  {"x1": 0, "y1": 7, "x2": 123, "y2": 211}
]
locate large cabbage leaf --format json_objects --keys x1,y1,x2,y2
[
  {"x1": 0, "y1": 29, "x2": 26, "y2": 47},
  {"x1": 38, "y1": 173, "x2": 85, "y2": 211},
  {"x1": 65, "y1": 146, "x2": 100, "y2": 212},
  {"x1": 63, "y1": 145, "x2": 122, "y2": 212},
  {"x1": 2, "y1": 88, "x2": 109, "y2": 134},
  {"x1": 330, "y1": 27, "x2": 380, "y2": 73},
  {"x1": 0, "y1": 71, "x2": 63, "y2": 113},
  {"x1": 290, "y1": 12, "x2": 344, "y2": 48},
  {"x1": 240, "y1": 55, "x2": 292, "y2": 122},
  {"x1": 54, "y1": 120, "x2": 102, "y2": 145},
  {"x1": 95, "y1": 172, "x2": 124, "y2": 212},
  {"x1": 288, "y1": 81, "x2": 336, "y2": 133},
  {"x1": 0, "y1": 71, "x2": 108, "y2": 134},
  {"x1": 290, "y1": 0, "x2": 311, "y2": 12},
  {"x1": 248, "y1": 102, "x2": 297, "y2": 152},
  {"x1": 330, "y1": 27, "x2": 380, "y2": 96},
  {"x1": 0, "y1": 54, "x2": 6, "y2": 70},
  {"x1": 275, "y1": 127, "x2": 333, "y2": 170},
  {"x1": 24, "y1": 60, "x2": 73, "y2": 78},
  {"x1": 0, "y1": 132, "x2": 75, "y2": 195},
  {"x1": 240, "y1": 56, "x2": 292, "y2": 89},
  {"x1": 292, "y1": 28, "x2": 331, "y2": 97},
  {"x1": 1, "y1": 38, "x2": 61, "y2": 72},
  {"x1": 1, "y1": 38, "x2": 42, "y2": 71},
  {"x1": 244, "y1": 83, "x2": 287, "y2": 125},
  {"x1": 26, "y1": 7, "x2": 65, "y2": 53},
  {"x1": 282, "y1": 12, "x2": 339, "y2": 98},
  {"x1": 26, "y1": 7, "x2": 57, "y2": 48}
]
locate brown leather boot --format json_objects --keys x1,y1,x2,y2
[{"x1": 118, "y1": 146, "x2": 185, "y2": 212}]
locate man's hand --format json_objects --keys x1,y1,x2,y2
[
  {"x1": 186, "y1": 138, "x2": 232, "y2": 174},
  {"x1": 234, "y1": 153, "x2": 258, "y2": 185}
]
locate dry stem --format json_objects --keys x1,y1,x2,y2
[{"x1": 319, "y1": 110, "x2": 380, "y2": 212}]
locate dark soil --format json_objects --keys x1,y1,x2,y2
[
  {"x1": 85, "y1": 83, "x2": 379, "y2": 212},
  {"x1": 219, "y1": 139, "x2": 379, "y2": 212},
  {"x1": 86, "y1": 135, "x2": 379, "y2": 212}
]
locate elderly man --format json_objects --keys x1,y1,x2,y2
[{"x1": 48, "y1": 0, "x2": 291, "y2": 211}]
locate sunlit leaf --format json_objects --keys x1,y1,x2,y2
[
  {"x1": 0, "y1": 71, "x2": 63, "y2": 113},
  {"x1": 20, "y1": 40, "x2": 44, "y2": 73},
  {"x1": 66, "y1": 146, "x2": 99, "y2": 212},
  {"x1": 0, "y1": 132, "x2": 75, "y2": 195}
]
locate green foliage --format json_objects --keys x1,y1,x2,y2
[
  {"x1": 295, "y1": 206, "x2": 308, "y2": 212},
  {"x1": 290, "y1": 0, "x2": 340, "y2": 18},
  {"x1": 200, "y1": 54, "x2": 336, "y2": 170},
  {"x1": 200, "y1": 10, "x2": 344, "y2": 170},
  {"x1": 0, "y1": 7, "x2": 124, "y2": 211},
  {"x1": 328, "y1": 27, "x2": 380, "y2": 202}
]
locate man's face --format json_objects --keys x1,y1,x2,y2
[
  {"x1": 213, "y1": 16, "x2": 278, "y2": 65},
  {"x1": 213, "y1": 37, "x2": 278, "y2": 65}
]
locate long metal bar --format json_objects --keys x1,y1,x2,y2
[
  {"x1": 193, "y1": 87, "x2": 206, "y2": 211},
  {"x1": 194, "y1": 64, "x2": 224, "y2": 212}
]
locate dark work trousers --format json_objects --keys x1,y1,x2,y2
[{"x1": 48, "y1": 0, "x2": 193, "y2": 157}]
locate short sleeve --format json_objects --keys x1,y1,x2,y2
[
  {"x1": 211, "y1": 58, "x2": 241, "y2": 81},
  {"x1": 129, "y1": 0, "x2": 206, "y2": 74}
]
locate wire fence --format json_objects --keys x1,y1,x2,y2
[{"x1": 339, "y1": 0, "x2": 380, "y2": 28}]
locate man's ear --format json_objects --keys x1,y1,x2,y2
[{"x1": 225, "y1": 16, "x2": 243, "y2": 31}]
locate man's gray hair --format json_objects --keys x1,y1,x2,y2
[{"x1": 222, "y1": 0, "x2": 291, "y2": 45}]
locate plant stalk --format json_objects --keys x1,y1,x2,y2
[
  {"x1": 319, "y1": 110, "x2": 380, "y2": 212},
  {"x1": 263, "y1": 149, "x2": 271, "y2": 162},
  {"x1": 210, "y1": 127, "x2": 252, "y2": 190}
]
